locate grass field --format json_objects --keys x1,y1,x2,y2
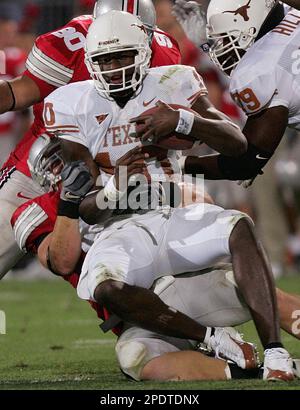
[{"x1": 0, "y1": 276, "x2": 300, "y2": 390}]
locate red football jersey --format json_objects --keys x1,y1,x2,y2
[
  {"x1": 11, "y1": 191, "x2": 121, "y2": 336},
  {"x1": 4, "y1": 15, "x2": 181, "y2": 175}
]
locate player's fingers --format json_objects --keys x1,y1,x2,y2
[
  {"x1": 130, "y1": 115, "x2": 152, "y2": 124},
  {"x1": 122, "y1": 153, "x2": 149, "y2": 167},
  {"x1": 128, "y1": 152, "x2": 149, "y2": 164},
  {"x1": 141, "y1": 128, "x2": 157, "y2": 143},
  {"x1": 162, "y1": 166, "x2": 174, "y2": 176},
  {"x1": 117, "y1": 145, "x2": 143, "y2": 163},
  {"x1": 127, "y1": 166, "x2": 147, "y2": 177},
  {"x1": 155, "y1": 100, "x2": 172, "y2": 109},
  {"x1": 135, "y1": 123, "x2": 150, "y2": 137}
]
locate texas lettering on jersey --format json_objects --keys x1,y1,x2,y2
[
  {"x1": 3, "y1": 15, "x2": 181, "y2": 177},
  {"x1": 43, "y1": 65, "x2": 207, "y2": 182}
]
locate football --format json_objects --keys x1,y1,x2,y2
[{"x1": 136, "y1": 104, "x2": 197, "y2": 150}]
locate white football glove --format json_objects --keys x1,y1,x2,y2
[{"x1": 172, "y1": 0, "x2": 207, "y2": 47}]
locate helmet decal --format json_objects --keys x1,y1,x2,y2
[{"x1": 223, "y1": 0, "x2": 252, "y2": 22}]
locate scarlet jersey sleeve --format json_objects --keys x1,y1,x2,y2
[
  {"x1": 151, "y1": 30, "x2": 181, "y2": 67},
  {"x1": 24, "y1": 16, "x2": 91, "y2": 99},
  {"x1": 11, "y1": 192, "x2": 59, "y2": 253}
]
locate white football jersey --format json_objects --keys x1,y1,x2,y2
[
  {"x1": 44, "y1": 65, "x2": 207, "y2": 184},
  {"x1": 230, "y1": 8, "x2": 300, "y2": 130}
]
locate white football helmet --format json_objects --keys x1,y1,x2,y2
[
  {"x1": 28, "y1": 135, "x2": 63, "y2": 192},
  {"x1": 93, "y1": 0, "x2": 156, "y2": 34},
  {"x1": 206, "y1": 0, "x2": 276, "y2": 73},
  {"x1": 85, "y1": 11, "x2": 152, "y2": 97}
]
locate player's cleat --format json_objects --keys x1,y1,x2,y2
[
  {"x1": 293, "y1": 359, "x2": 300, "y2": 379},
  {"x1": 206, "y1": 327, "x2": 259, "y2": 370},
  {"x1": 263, "y1": 348, "x2": 294, "y2": 381}
]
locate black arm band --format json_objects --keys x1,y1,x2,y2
[
  {"x1": 217, "y1": 143, "x2": 273, "y2": 180},
  {"x1": 6, "y1": 81, "x2": 16, "y2": 111},
  {"x1": 57, "y1": 199, "x2": 80, "y2": 219}
]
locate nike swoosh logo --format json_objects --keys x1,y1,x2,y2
[
  {"x1": 256, "y1": 154, "x2": 269, "y2": 160},
  {"x1": 65, "y1": 192, "x2": 80, "y2": 200},
  {"x1": 143, "y1": 97, "x2": 156, "y2": 107},
  {"x1": 17, "y1": 192, "x2": 32, "y2": 200}
]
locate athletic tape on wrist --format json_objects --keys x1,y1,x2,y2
[{"x1": 175, "y1": 109, "x2": 195, "y2": 135}]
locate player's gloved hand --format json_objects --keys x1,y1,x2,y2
[
  {"x1": 60, "y1": 160, "x2": 94, "y2": 204},
  {"x1": 172, "y1": 0, "x2": 207, "y2": 47}
]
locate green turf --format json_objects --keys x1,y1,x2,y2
[{"x1": 0, "y1": 276, "x2": 300, "y2": 390}]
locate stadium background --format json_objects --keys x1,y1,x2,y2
[{"x1": 0, "y1": 0, "x2": 299, "y2": 390}]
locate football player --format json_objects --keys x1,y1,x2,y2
[
  {"x1": 0, "y1": 0, "x2": 181, "y2": 277},
  {"x1": 173, "y1": 1, "x2": 300, "y2": 187},
  {"x1": 42, "y1": 11, "x2": 293, "y2": 380},
  {"x1": 11, "y1": 135, "x2": 300, "y2": 382}
]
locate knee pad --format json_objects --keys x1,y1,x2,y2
[{"x1": 115, "y1": 340, "x2": 147, "y2": 381}]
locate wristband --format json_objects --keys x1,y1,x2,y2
[
  {"x1": 103, "y1": 175, "x2": 125, "y2": 202},
  {"x1": 57, "y1": 199, "x2": 80, "y2": 219},
  {"x1": 6, "y1": 82, "x2": 16, "y2": 111},
  {"x1": 175, "y1": 109, "x2": 195, "y2": 135}
]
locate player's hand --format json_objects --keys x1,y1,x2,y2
[
  {"x1": 172, "y1": 0, "x2": 207, "y2": 47},
  {"x1": 130, "y1": 101, "x2": 179, "y2": 144},
  {"x1": 114, "y1": 146, "x2": 150, "y2": 191},
  {"x1": 60, "y1": 161, "x2": 94, "y2": 204}
]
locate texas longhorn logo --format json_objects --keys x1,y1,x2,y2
[{"x1": 223, "y1": 0, "x2": 252, "y2": 22}]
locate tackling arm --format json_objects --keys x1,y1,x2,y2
[
  {"x1": 60, "y1": 140, "x2": 150, "y2": 225},
  {"x1": 38, "y1": 217, "x2": 82, "y2": 276},
  {"x1": 185, "y1": 106, "x2": 288, "y2": 181},
  {"x1": 133, "y1": 98, "x2": 247, "y2": 157},
  {"x1": 60, "y1": 140, "x2": 114, "y2": 225},
  {"x1": 190, "y1": 95, "x2": 247, "y2": 156},
  {"x1": 0, "y1": 75, "x2": 41, "y2": 113}
]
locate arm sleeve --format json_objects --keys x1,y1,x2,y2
[
  {"x1": 44, "y1": 91, "x2": 88, "y2": 147},
  {"x1": 230, "y1": 70, "x2": 279, "y2": 116},
  {"x1": 11, "y1": 193, "x2": 59, "y2": 253},
  {"x1": 23, "y1": 16, "x2": 89, "y2": 98},
  {"x1": 151, "y1": 31, "x2": 182, "y2": 66}
]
